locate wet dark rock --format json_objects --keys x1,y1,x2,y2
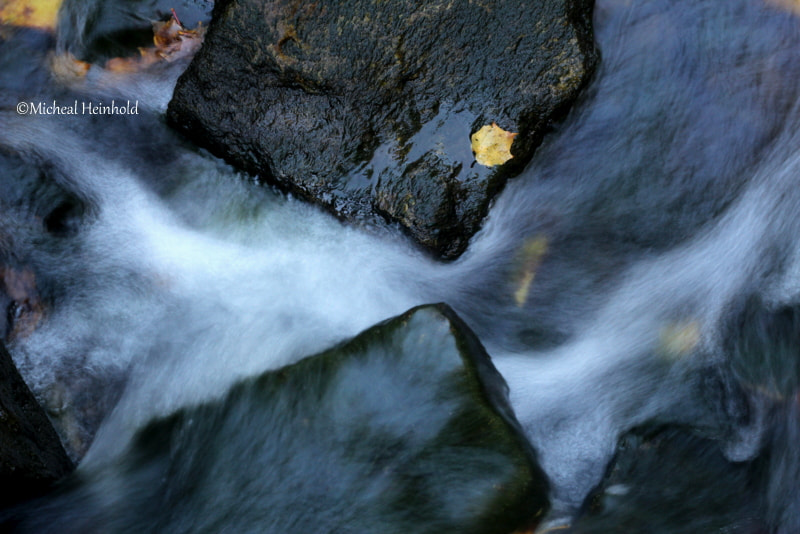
[
  {"x1": 41, "y1": 368, "x2": 127, "y2": 464},
  {"x1": 0, "y1": 341, "x2": 73, "y2": 509},
  {"x1": 7, "y1": 304, "x2": 549, "y2": 533},
  {"x1": 569, "y1": 426, "x2": 765, "y2": 534},
  {"x1": 167, "y1": 0, "x2": 597, "y2": 259}
]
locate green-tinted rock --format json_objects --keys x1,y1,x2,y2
[
  {"x1": 0, "y1": 342, "x2": 73, "y2": 509},
  {"x1": 167, "y1": 0, "x2": 596, "y2": 258},
  {"x1": 7, "y1": 305, "x2": 548, "y2": 532}
]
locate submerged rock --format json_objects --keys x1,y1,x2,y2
[
  {"x1": 0, "y1": 342, "x2": 73, "y2": 509},
  {"x1": 7, "y1": 304, "x2": 549, "y2": 532},
  {"x1": 724, "y1": 294, "x2": 800, "y2": 401},
  {"x1": 167, "y1": 0, "x2": 597, "y2": 259},
  {"x1": 0, "y1": 149, "x2": 127, "y2": 463},
  {"x1": 569, "y1": 426, "x2": 765, "y2": 533}
]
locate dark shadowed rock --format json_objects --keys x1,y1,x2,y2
[
  {"x1": 167, "y1": 0, "x2": 597, "y2": 258},
  {"x1": 724, "y1": 294, "x2": 800, "y2": 400},
  {"x1": 0, "y1": 342, "x2": 73, "y2": 509},
  {"x1": 6, "y1": 304, "x2": 548, "y2": 533},
  {"x1": 569, "y1": 426, "x2": 765, "y2": 534}
]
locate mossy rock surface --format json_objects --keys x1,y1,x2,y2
[
  {"x1": 6, "y1": 304, "x2": 548, "y2": 532},
  {"x1": 167, "y1": 0, "x2": 596, "y2": 258}
]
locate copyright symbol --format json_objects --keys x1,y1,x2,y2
[{"x1": 16, "y1": 102, "x2": 29, "y2": 115}]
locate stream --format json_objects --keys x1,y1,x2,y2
[{"x1": 3, "y1": 0, "x2": 800, "y2": 531}]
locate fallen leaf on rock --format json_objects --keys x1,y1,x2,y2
[
  {"x1": 471, "y1": 122, "x2": 518, "y2": 167},
  {"x1": 513, "y1": 236, "x2": 548, "y2": 307},
  {"x1": 0, "y1": 0, "x2": 62, "y2": 31},
  {"x1": 104, "y1": 12, "x2": 205, "y2": 73},
  {"x1": 48, "y1": 10, "x2": 205, "y2": 81}
]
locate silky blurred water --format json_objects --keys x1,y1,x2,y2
[{"x1": 3, "y1": 0, "x2": 800, "y2": 531}]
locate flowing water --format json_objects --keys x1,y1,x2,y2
[{"x1": 3, "y1": 0, "x2": 800, "y2": 531}]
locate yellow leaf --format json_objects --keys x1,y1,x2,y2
[
  {"x1": 513, "y1": 236, "x2": 548, "y2": 307},
  {"x1": 471, "y1": 122, "x2": 517, "y2": 167},
  {"x1": 0, "y1": 0, "x2": 62, "y2": 31},
  {"x1": 658, "y1": 321, "x2": 701, "y2": 360}
]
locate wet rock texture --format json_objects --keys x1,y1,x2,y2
[
  {"x1": 8, "y1": 305, "x2": 549, "y2": 533},
  {"x1": 168, "y1": 0, "x2": 596, "y2": 258},
  {"x1": 0, "y1": 342, "x2": 73, "y2": 509},
  {"x1": 570, "y1": 426, "x2": 765, "y2": 534}
]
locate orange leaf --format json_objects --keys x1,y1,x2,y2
[
  {"x1": 103, "y1": 13, "x2": 205, "y2": 73},
  {"x1": 49, "y1": 52, "x2": 91, "y2": 79}
]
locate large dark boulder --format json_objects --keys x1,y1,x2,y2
[
  {"x1": 167, "y1": 0, "x2": 597, "y2": 259},
  {"x1": 0, "y1": 342, "x2": 73, "y2": 509},
  {"x1": 6, "y1": 304, "x2": 548, "y2": 532}
]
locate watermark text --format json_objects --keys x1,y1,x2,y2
[{"x1": 16, "y1": 100, "x2": 139, "y2": 116}]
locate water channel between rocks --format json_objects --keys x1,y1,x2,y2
[{"x1": 3, "y1": 0, "x2": 800, "y2": 532}]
